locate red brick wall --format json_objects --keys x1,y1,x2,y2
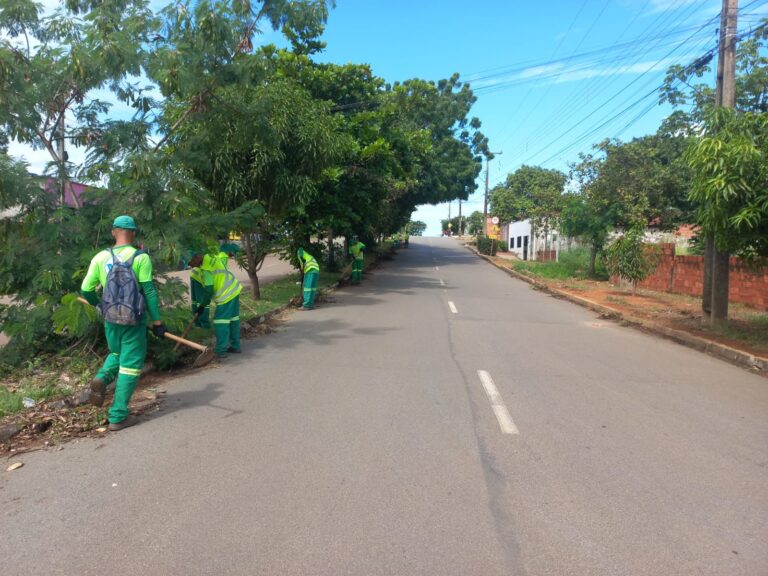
[
  {"x1": 537, "y1": 250, "x2": 557, "y2": 262},
  {"x1": 612, "y1": 244, "x2": 768, "y2": 310}
]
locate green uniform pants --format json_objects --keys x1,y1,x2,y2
[
  {"x1": 302, "y1": 271, "x2": 319, "y2": 309},
  {"x1": 351, "y1": 259, "x2": 363, "y2": 284},
  {"x1": 191, "y1": 280, "x2": 211, "y2": 329},
  {"x1": 97, "y1": 322, "x2": 147, "y2": 424},
  {"x1": 213, "y1": 297, "x2": 241, "y2": 354}
]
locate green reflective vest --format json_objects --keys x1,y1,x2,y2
[
  {"x1": 350, "y1": 241, "x2": 366, "y2": 261},
  {"x1": 202, "y1": 252, "x2": 242, "y2": 305},
  {"x1": 300, "y1": 251, "x2": 319, "y2": 273}
]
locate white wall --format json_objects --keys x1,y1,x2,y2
[{"x1": 507, "y1": 220, "x2": 532, "y2": 259}]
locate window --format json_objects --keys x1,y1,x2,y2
[{"x1": 517, "y1": 236, "x2": 522, "y2": 248}]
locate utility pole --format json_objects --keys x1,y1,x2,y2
[
  {"x1": 708, "y1": 0, "x2": 738, "y2": 325},
  {"x1": 458, "y1": 198, "x2": 463, "y2": 236}
]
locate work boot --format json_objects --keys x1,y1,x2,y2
[
  {"x1": 108, "y1": 414, "x2": 139, "y2": 432},
  {"x1": 227, "y1": 347, "x2": 241, "y2": 354},
  {"x1": 89, "y1": 377, "x2": 107, "y2": 407}
]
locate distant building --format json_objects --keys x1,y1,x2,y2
[
  {"x1": 503, "y1": 218, "x2": 560, "y2": 261},
  {"x1": 0, "y1": 176, "x2": 90, "y2": 220}
]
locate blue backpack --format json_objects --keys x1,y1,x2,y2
[{"x1": 99, "y1": 248, "x2": 146, "y2": 325}]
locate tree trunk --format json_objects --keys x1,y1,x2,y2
[
  {"x1": 702, "y1": 235, "x2": 713, "y2": 322},
  {"x1": 711, "y1": 246, "x2": 730, "y2": 326},
  {"x1": 250, "y1": 272, "x2": 261, "y2": 300},
  {"x1": 328, "y1": 228, "x2": 335, "y2": 269},
  {"x1": 589, "y1": 244, "x2": 598, "y2": 277},
  {"x1": 243, "y1": 234, "x2": 261, "y2": 300}
]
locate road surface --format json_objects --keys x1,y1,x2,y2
[{"x1": 2, "y1": 237, "x2": 767, "y2": 575}]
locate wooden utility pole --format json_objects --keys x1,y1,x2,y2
[
  {"x1": 708, "y1": 0, "x2": 738, "y2": 325},
  {"x1": 483, "y1": 156, "x2": 490, "y2": 224}
]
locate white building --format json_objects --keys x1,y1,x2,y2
[{"x1": 505, "y1": 218, "x2": 560, "y2": 261}]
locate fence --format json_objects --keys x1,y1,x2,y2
[{"x1": 614, "y1": 244, "x2": 768, "y2": 310}]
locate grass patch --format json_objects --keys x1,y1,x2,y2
[
  {"x1": 0, "y1": 355, "x2": 97, "y2": 418},
  {"x1": 508, "y1": 248, "x2": 609, "y2": 281},
  {"x1": 239, "y1": 268, "x2": 346, "y2": 320},
  {"x1": 709, "y1": 312, "x2": 768, "y2": 348}
]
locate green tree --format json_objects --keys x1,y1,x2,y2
[
  {"x1": 407, "y1": 220, "x2": 426, "y2": 236},
  {"x1": 661, "y1": 19, "x2": 768, "y2": 323},
  {"x1": 465, "y1": 211, "x2": 484, "y2": 235},
  {"x1": 685, "y1": 107, "x2": 768, "y2": 260},
  {"x1": 173, "y1": 76, "x2": 344, "y2": 297},
  {"x1": 489, "y1": 165, "x2": 565, "y2": 226},
  {"x1": 604, "y1": 226, "x2": 661, "y2": 295}
]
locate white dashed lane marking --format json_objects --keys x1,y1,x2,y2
[{"x1": 477, "y1": 370, "x2": 519, "y2": 435}]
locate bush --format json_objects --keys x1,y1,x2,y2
[
  {"x1": 604, "y1": 227, "x2": 661, "y2": 294},
  {"x1": 476, "y1": 236, "x2": 497, "y2": 256}
]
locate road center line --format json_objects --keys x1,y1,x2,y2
[
  {"x1": 448, "y1": 301, "x2": 458, "y2": 314},
  {"x1": 440, "y1": 279, "x2": 445, "y2": 286},
  {"x1": 477, "y1": 370, "x2": 519, "y2": 435}
]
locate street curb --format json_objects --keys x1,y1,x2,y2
[{"x1": 467, "y1": 245, "x2": 768, "y2": 375}]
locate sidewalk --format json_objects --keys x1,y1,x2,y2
[{"x1": 471, "y1": 247, "x2": 768, "y2": 375}]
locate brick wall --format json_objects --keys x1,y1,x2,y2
[
  {"x1": 612, "y1": 244, "x2": 768, "y2": 310},
  {"x1": 537, "y1": 250, "x2": 557, "y2": 262}
]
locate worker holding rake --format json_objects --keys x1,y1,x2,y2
[
  {"x1": 188, "y1": 251, "x2": 242, "y2": 358},
  {"x1": 297, "y1": 247, "x2": 320, "y2": 310},
  {"x1": 80, "y1": 215, "x2": 166, "y2": 431}
]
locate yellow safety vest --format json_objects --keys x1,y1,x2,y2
[{"x1": 202, "y1": 252, "x2": 242, "y2": 305}]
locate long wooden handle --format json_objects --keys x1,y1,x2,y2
[
  {"x1": 78, "y1": 297, "x2": 206, "y2": 352},
  {"x1": 174, "y1": 317, "x2": 197, "y2": 351},
  {"x1": 163, "y1": 332, "x2": 208, "y2": 352}
]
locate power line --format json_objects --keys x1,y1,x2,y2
[
  {"x1": 531, "y1": 21, "x2": 767, "y2": 168},
  {"x1": 508, "y1": 7, "x2": 724, "y2": 169},
  {"x1": 497, "y1": 0, "x2": 715, "y2": 166}
]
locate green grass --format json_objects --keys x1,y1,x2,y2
[
  {"x1": 709, "y1": 312, "x2": 768, "y2": 347},
  {"x1": 0, "y1": 383, "x2": 64, "y2": 418},
  {"x1": 508, "y1": 247, "x2": 609, "y2": 281},
  {"x1": 239, "y1": 268, "x2": 346, "y2": 320},
  {"x1": 0, "y1": 354, "x2": 99, "y2": 417}
]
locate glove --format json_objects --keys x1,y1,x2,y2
[
  {"x1": 195, "y1": 305, "x2": 206, "y2": 317},
  {"x1": 151, "y1": 323, "x2": 167, "y2": 338}
]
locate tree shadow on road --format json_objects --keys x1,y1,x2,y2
[{"x1": 147, "y1": 381, "x2": 244, "y2": 422}]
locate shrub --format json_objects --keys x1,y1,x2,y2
[
  {"x1": 476, "y1": 236, "x2": 497, "y2": 256},
  {"x1": 604, "y1": 227, "x2": 661, "y2": 294}
]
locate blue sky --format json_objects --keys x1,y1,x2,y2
[{"x1": 9, "y1": 0, "x2": 768, "y2": 235}]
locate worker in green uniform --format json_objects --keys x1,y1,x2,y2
[
  {"x1": 188, "y1": 251, "x2": 242, "y2": 357},
  {"x1": 81, "y1": 215, "x2": 166, "y2": 431},
  {"x1": 349, "y1": 239, "x2": 366, "y2": 284},
  {"x1": 297, "y1": 247, "x2": 319, "y2": 310},
  {"x1": 189, "y1": 265, "x2": 212, "y2": 329}
]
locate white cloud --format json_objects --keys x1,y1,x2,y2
[{"x1": 648, "y1": 0, "x2": 702, "y2": 13}]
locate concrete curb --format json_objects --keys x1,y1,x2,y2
[{"x1": 467, "y1": 245, "x2": 768, "y2": 375}]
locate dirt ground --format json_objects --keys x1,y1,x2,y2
[{"x1": 491, "y1": 257, "x2": 768, "y2": 359}]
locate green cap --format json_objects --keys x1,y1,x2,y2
[{"x1": 112, "y1": 215, "x2": 137, "y2": 230}]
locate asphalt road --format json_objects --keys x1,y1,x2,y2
[{"x1": 2, "y1": 237, "x2": 767, "y2": 575}]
